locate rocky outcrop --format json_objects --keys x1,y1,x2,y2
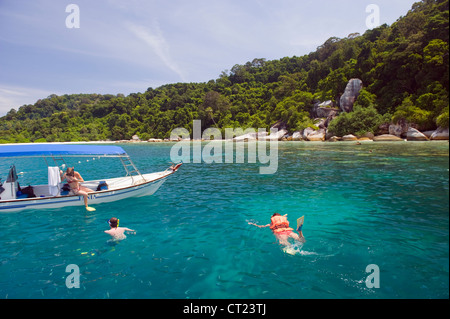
[
  {"x1": 430, "y1": 127, "x2": 449, "y2": 140},
  {"x1": 315, "y1": 118, "x2": 327, "y2": 129},
  {"x1": 342, "y1": 134, "x2": 358, "y2": 141},
  {"x1": 406, "y1": 128, "x2": 428, "y2": 141},
  {"x1": 339, "y1": 78, "x2": 363, "y2": 112},
  {"x1": 389, "y1": 120, "x2": 410, "y2": 137},
  {"x1": 388, "y1": 121, "x2": 449, "y2": 141},
  {"x1": 423, "y1": 130, "x2": 435, "y2": 138},
  {"x1": 318, "y1": 107, "x2": 339, "y2": 119},
  {"x1": 328, "y1": 136, "x2": 341, "y2": 142},
  {"x1": 261, "y1": 129, "x2": 288, "y2": 141},
  {"x1": 378, "y1": 123, "x2": 390, "y2": 135},
  {"x1": 306, "y1": 129, "x2": 326, "y2": 141},
  {"x1": 292, "y1": 131, "x2": 303, "y2": 141},
  {"x1": 360, "y1": 132, "x2": 375, "y2": 140},
  {"x1": 313, "y1": 100, "x2": 340, "y2": 118},
  {"x1": 302, "y1": 127, "x2": 316, "y2": 140},
  {"x1": 233, "y1": 132, "x2": 257, "y2": 142},
  {"x1": 300, "y1": 127, "x2": 326, "y2": 141},
  {"x1": 318, "y1": 100, "x2": 334, "y2": 108}
]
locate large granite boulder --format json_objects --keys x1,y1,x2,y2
[
  {"x1": 306, "y1": 129, "x2": 326, "y2": 141},
  {"x1": 340, "y1": 79, "x2": 363, "y2": 112},
  {"x1": 342, "y1": 134, "x2": 358, "y2": 141},
  {"x1": 317, "y1": 107, "x2": 339, "y2": 119},
  {"x1": 234, "y1": 132, "x2": 257, "y2": 142},
  {"x1": 302, "y1": 127, "x2": 326, "y2": 141},
  {"x1": 262, "y1": 129, "x2": 288, "y2": 140},
  {"x1": 406, "y1": 128, "x2": 428, "y2": 141},
  {"x1": 292, "y1": 131, "x2": 303, "y2": 141},
  {"x1": 328, "y1": 136, "x2": 341, "y2": 142},
  {"x1": 378, "y1": 122, "x2": 390, "y2": 135},
  {"x1": 255, "y1": 121, "x2": 289, "y2": 141},
  {"x1": 389, "y1": 122, "x2": 409, "y2": 137},
  {"x1": 316, "y1": 118, "x2": 327, "y2": 129},
  {"x1": 302, "y1": 127, "x2": 316, "y2": 140},
  {"x1": 314, "y1": 100, "x2": 340, "y2": 118},
  {"x1": 373, "y1": 134, "x2": 404, "y2": 141},
  {"x1": 430, "y1": 127, "x2": 449, "y2": 140},
  {"x1": 422, "y1": 130, "x2": 435, "y2": 138}
]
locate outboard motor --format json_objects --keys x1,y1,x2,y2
[
  {"x1": 1, "y1": 165, "x2": 19, "y2": 200},
  {"x1": 0, "y1": 178, "x2": 5, "y2": 197}
]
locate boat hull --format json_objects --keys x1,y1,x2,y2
[{"x1": 0, "y1": 171, "x2": 171, "y2": 212}]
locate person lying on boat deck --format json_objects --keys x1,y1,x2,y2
[
  {"x1": 60, "y1": 167, "x2": 94, "y2": 209},
  {"x1": 249, "y1": 213, "x2": 304, "y2": 246},
  {"x1": 104, "y1": 217, "x2": 135, "y2": 240}
]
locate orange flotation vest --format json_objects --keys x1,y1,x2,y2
[{"x1": 270, "y1": 215, "x2": 293, "y2": 233}]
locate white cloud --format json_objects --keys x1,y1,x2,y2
[
  {"x1": 125, "y1": 21, "x2": 187, "y2": 82},
  {"x1": 0, "y1": 85, "x2": 57, "y2": 116},
  {"x1": 0, "y1": 0, "x2": 419, "y2": 116}
]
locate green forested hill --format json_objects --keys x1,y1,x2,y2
[{"x1": 1, "y1": 0, "x2": 448, "y2": 143}]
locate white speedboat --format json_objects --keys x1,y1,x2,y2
[{"x1": 0, "y1": 144, "x2": 181, "y2": 212}]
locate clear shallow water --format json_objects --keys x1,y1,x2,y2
[{"x1": 0, "y1": 141, "x2": 448, "y2": 299}]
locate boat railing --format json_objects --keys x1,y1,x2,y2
[{"x1": 119, "y1": 155, "x2": 146, "y2": 184}]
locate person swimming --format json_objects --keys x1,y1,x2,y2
[
  {"x1": 104, "y1": 217, "x2": 135, "y2": 240},
  {"x1": 249, "y1": 213, "x2": 305, "y2": 246}
]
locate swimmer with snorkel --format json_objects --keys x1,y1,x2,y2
[
  {"x1": 249, "y1": 213, "x2": 305, "y2": 246},
  {"x1": 104, "y1": 217, "x2": 135, "y2": 240}
]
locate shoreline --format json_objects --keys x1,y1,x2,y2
[{"x1": 2, "y1": 139, "x2": 449, "y2": 145}]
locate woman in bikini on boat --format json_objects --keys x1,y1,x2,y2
[{"x1": 61, "y1": 167, "x2": 95, "y2": 211}]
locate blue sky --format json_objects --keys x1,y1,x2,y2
[{"x1": 0, "y1": 0, "x2": 418, "y2": 115}]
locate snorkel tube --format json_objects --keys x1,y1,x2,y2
[{"x1": 108, "y1": 218, "x2": 119, "y2": 228}]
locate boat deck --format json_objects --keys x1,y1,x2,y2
[{"x1": 18, "y1": 171, "x2": 173, "y2": 199}]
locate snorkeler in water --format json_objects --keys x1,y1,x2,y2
[
  {"x1": 249, "y1": 213, "x2": 305, "y2": 246},
  {"x1": 104, "y1": 217, "x2": 135, "y2": 240}
]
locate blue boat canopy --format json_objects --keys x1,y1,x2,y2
[{"x1": 0, "y1": 144, "x2": 127, "y2": 158}]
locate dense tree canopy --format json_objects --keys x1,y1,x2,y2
[{"x1": 1, "y1": 0, "x2": 448, "y2": 143}]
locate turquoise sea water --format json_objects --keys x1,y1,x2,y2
[{"x1": 0, "y1": 141, "x2": 448, "y2": 299}]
